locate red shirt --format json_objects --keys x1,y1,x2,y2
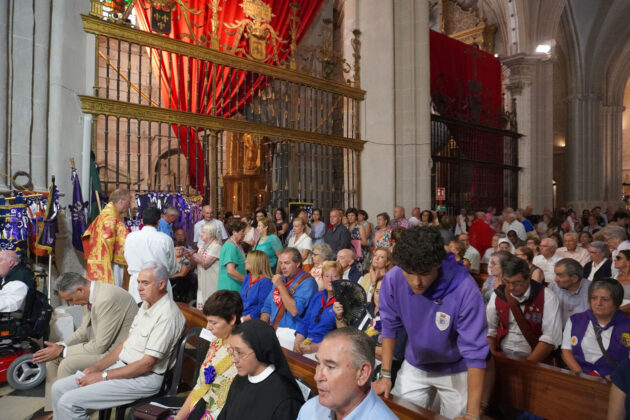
[{"x1": 468, "y1": 218, "x2": 494, "y2": 257}]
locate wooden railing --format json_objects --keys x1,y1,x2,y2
[{"x1": 493, "y1": 353, "x2": 610, "y2": 419}]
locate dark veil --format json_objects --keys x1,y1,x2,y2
[{"x1": 233, "y1": 319, "x2": 304, "y2": 402}]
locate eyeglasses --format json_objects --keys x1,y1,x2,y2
[
  {"x1": 227, "y1": 347, "x2": 254, "y2": 361},
  {"x1": 615, "y1": 256, "x2": 625, "y2": 261},
  {"x1": 312, "y1": 253, "x2": 320, "y2": 257}
]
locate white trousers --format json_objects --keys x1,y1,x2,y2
[
  {"x1": 51, "y1": 361, "x2": 163, "y2": 419},
  {"x1": 392, "y1": 360, "x2": 468, "y2": 419}
]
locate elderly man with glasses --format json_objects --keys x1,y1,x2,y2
[{"x1": 583, "y1": 241, "x2": 613, "y2": 281}]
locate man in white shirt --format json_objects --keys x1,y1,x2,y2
[
  {"x1": 458, "y1": 233, "x2": 481, "y2": 274},
  {"x1": 408, "y1": 207, "x2": 421, "y2": 226},
  {"x1": 533, "y1": 238, "x2": 561, "y2": 283},
  {"x1": 0, "y1": 250, "x2": 33, "y2": 312},
  {"x1": 124, "y1": 207, "x2": 177, "y2": 303},
  {"x1": 193, "y1": 205, "x2": 228, "y2": 246},
  {"x1": 51, "y1": 262, "x2": 185, "y2": 420},
  {"x1": 556, "y1": 232, "x2": 591, "y2": 266},
  {"x1": 487, "y1": 256, "x2": 562, "y2": 362},
  {"x1": 502, "y1": 207, "x2": 527, "y2": 242}
]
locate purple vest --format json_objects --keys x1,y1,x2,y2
[{"x1": 570, "y1": 310, "x2": 630, "y2": 377}]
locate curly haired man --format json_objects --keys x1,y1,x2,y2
[{"x1": 372, "y1": 226, "x2": 488, "y2": 420}]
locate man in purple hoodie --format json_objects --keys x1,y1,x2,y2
[{"x1": 373, "y1": 226, "x2": 488, "y2": 420}]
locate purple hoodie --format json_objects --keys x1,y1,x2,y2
[{"x1": 380, "y1": 254, "x2": 488, "y2": 374}]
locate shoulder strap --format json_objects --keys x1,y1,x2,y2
[
  {"x1": 505, "y1": 291, "x2": 539, "y2": 350},
  {"x1": 592, "y1": 323, "x2": 619, "y2": 369},
  {"x1": 289, "y1": 271, "x2": 310, "y2": 294},
  {"x1": 272, "y1": 271, "x2": 309, "y2": 331},
  {"x1": 272, "y1": 306, "x2": 286, "y2": 330}
]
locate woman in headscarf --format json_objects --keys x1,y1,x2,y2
[
  {"x1": 497, "y1": 237, "x2": 515, "y2": 254},
  {"x1": 218, "y1": 320, "x2": 304, "y2": 420}
]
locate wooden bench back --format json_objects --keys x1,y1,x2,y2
[{"x1": 493, "y1": 353, "x2": 610, "y2": 419}]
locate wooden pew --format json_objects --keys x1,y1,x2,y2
[
  {"x1": 176, "y1": 303, "x2": 209, "y2": 390},
  {"x1": 493, "y1": 353, "x2": 610, "y2": 420},
  {"x1": 176, "y1": 303, "x2": 445, "y2": 420}
]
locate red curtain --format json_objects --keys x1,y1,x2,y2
[
  {"x1": 429, "y1": 30, "x2": 504, "y2": 210},
  {"x1": 429, "y1": 30, "x2": 501, "y2": 123},
  {"x1": 135, "y1": 0, "x2": 324, "y2": 193}
]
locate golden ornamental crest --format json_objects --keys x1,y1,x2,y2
[{"x1": 224, "y1": 0, "x2": 287, "y2": 63}]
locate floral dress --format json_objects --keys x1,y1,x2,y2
[
  {"x1": 374, "y1": 227, "x2": 393, "y2": 249},
  {"x1": 348, "y1": 223, "x2": 365, "y2": 271},
  {"x1": 179, "y1": 338, "x2": 237, "y2": 420}
]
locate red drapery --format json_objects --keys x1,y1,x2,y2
[
  {"x1": 429, "y1": 30, "x2": 501, "y2": 123},
  {"x1": 135, "y1": 0, "x2": 324, "y2": 193},
  {"x1": 429, "y1": 30, "x2": 504, "y2": 210}
]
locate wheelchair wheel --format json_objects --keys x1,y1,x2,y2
[{"x1": 7, "y1": 353, "x2": 46, "y2": 390}]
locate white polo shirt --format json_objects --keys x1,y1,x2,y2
[{"x1": 119, "y1": 293, "x2": 185, "y2": 374}]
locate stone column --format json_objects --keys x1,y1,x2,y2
[
  {"x1": 354, "y1": 0, "x2": 396, "y2": 217},
  {"x1": 48, "y1": 0, "x2": 94, "y2": 275},
  {"x1": 565, "y1": 93, "x2": 604, "y2": 210},
  {"x1": 1, "y1": 0, "x2": 52, "y2": 191},
  {"x1": 502, "y1": 54, "x2": 554, "y2": 212},
  {"x1": 0, "y1": 1, "x2": 8, "y2": 187},
  {"x1": 392, "y1": 0, "x2": 432, "y2": 212},
  {"x1": 602, "y1": 105, "x2": 625, "y2": 207}
]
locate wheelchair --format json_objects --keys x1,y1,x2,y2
[{"x1": 0, "y1": 288, "x2": 52, "y2": 390}]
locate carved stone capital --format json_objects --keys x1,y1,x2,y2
[
  {"x1": 501, "y1": 53, "x2": 541, "y2": 86},
  {"x1": 506, "y1": 81, "x2": 525, "y2": 96}
]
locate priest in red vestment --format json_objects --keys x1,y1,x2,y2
[{"x1": 82, "y1": 189, "x2": 131, "y2": 286}]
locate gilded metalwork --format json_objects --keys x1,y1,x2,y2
[
  {"x1": 287, "y1": 3, "x2": 300, "y2": 71},
  {"x1": 300, "y1": 19, "x2": 350, "y2": 81},
  {"x1": 351, "y1": 29, "x2": 361, "y2": 88},
  {"x1": 434, "y1": 0, "x2": 496, "y2": 53},
  {"x1": 223, "y1": 0, "x2": 286, "y2": 63},
  {"x1": 80, "y1": 95, "x2": 365, "y2": 151},
  {"x1": 209, "y1": 0, "x2": 224, "y2": 50},
  {"x1": 82, "y1": 14, "x2": 365, "y2": 100}
]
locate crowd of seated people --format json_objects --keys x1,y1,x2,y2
[{"x1": 22, "y1": 198, "x2": 630, "y2": 419}]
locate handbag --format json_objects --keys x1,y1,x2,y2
[
  {"x1": 350, "y1": 239, "x2": 362, "y2": 260},
  {"x1": 133, "y1": 403, "x2": 171, "y2": 420}
]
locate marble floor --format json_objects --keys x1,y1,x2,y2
[{"x1": 0, "y1": 381, "x2": 46, "y2": 420}]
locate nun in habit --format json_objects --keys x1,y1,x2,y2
[{"x1": 217, "y1": 319, "x2": 304, "y2": 420}]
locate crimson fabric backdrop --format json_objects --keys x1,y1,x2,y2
[
  {"x1": 135, "y1": 0, "x2": 324, "y2": 193},
  {"x1": 429, "y1": 30, "x2": 504, "y2": 210},
  {"x1": 429, "y1": 29, "x2": 501, "y2": 123}
]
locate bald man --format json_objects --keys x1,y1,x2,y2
[
  {"x1": 193, "y1": 205, "x2": 228, "y2": 247},
  {"x1": 0, "y1": 250, "x2": 35, "y2": 312},
  {"x1": 390, "y1": 206, "x2": 411, "y2": 230},
  {"x1": 337, "y1": 249, "x2": 362, "y2": 283}
]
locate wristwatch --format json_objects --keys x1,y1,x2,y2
[{"x1": 102, "y1": 371, "x2": 108, "y2": 381}]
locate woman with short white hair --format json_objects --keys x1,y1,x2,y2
[{"x1": 192, "y1": 223, "x2": 222, "y2": 309}]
